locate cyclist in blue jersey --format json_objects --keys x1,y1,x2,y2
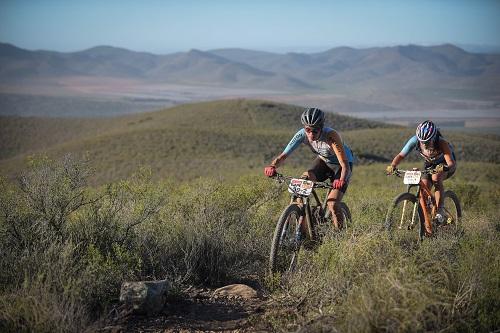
[
  {"x1": 386, "y1": 120, "x2": 456, "y2": 236},
  {"x1": 264, "y1": 107, "x2": 353, "y2": 230}
]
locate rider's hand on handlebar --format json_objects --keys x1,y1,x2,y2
[
  {"x1": 434, "y1": 164, "x2": 448, "y2": 174},
  {"x1": 264, "y1": 165, "x2": 276, "y2": 177},
  {"x1": 332, "y1": 179, "x2": 345, "y2": 189},
  {"x1": 386, "y1": 165, "x2": 396, "y2": 175}
]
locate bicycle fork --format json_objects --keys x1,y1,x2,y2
[
  {"x1": 291, "y1": 196, "x2": 314, "y2": 244},
  {"x1": 399, "y1": 199, "x2": 419, "y2": 230},
  {"x1": 400, "y1": 185, "x2": 419, "y2": 230}
]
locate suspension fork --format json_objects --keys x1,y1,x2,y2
[
  {"x1": 400, "y1": 184, "x2": 420, "y2": 229},
  {"x1": 302, "y1": 197, "x2": 315, "y2": 240},
  {"x1": 289, "y1": 196, "x2": 313, "y2": 240}
]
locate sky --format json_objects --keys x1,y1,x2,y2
[{"x1": 1, "y1": 0, "x2": 499, "y2": 54}]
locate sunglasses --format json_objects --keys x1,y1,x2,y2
[{"x1": 305, "y1": 127, "x2": 321, "y2": 134}]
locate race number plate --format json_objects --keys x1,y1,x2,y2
[
  {"x1": 288, "y1": 178, "x2": 314, "y2": 196},
  {"x1": 403, "y1": 171, "x2": 421, "y2": 185}
]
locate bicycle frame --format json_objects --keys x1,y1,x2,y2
[
  {"x1": 395, "y1": 169, "x2": 453, "y2": 228},
  {"x1": 290, "y1": 188, "x2": 331, "y2": 241},
  {"x1": 269, "y1": 173, "x2": 353, "y2": 274},
  {"x1": 276, "y1": 174, "x2": 333, "y2": 242}
]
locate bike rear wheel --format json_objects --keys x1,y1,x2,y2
[
  {"x1": 269, "y1": 204, "x2": 303, "y2": 274},
  {"x1": 385, "y1": 192, "x2": 425, "y2": 242},
  {"x1": 323, "y1": 202, "x2": 352, "y2": 230},
  {"x1": 340, "y1": 202, "x2": 352, "y2": 228},
  {"x1": 438, "y1": 190, "x2": 462, "y2": 234}
]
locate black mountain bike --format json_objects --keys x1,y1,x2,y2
[{"x1": 269, "y1": 173, "x2": 352, "y2": 274}]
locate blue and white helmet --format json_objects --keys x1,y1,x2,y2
[
  {"x1": 301, "y1": 107, "x2": 325, "y2": 128},
  {"x1": 416, "y1": 120, "x2": 438, "y2": 142}
]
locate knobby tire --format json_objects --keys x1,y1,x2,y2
[
  {"x1": 385, "y1": 192, "x2": 425, "y2": 242},
  {"x1": 440, "y1": 190, "x2": 462, "y2": 234},
  {"x1": 269, "y1": 204, "x2": 303, "y2": 274}
]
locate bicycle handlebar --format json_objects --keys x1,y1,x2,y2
[
  {"x1": 390, "y1": 168, "x2": 435, "y2": 177},
  {"x1": 272, "y1": 172, "x2": 333, "y2": 189}
]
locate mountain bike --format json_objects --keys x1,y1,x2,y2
[
  {"x1": 269, "y1": 173, "x2": 352, "y2": 274},
  {"x1": 385, "y1": 167, "x2": 462, "y2": 242}
]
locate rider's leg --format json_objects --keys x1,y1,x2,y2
[
  {"x1": 432, "y1": 171, "x2": 446, "y2": 211},
  {"x1": 306, "y1": 157, "x2": 351, "y2": 230},
  {"x1": 326, "y1": 161, "x2": 351, "y2": 230},
  {"x1": 327, "y1": 189, "x2": 344, "y2": 230},
  {"x1": 419, "y1": 178, "x2": 433, "y2": 236}
]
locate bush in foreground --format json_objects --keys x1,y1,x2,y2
[
  {"x1": 1, "y1": 156, "x2": 498, "y2": 332},
  {"x1": 0, "y1": 155, "x2": 279, "y2": 331}
]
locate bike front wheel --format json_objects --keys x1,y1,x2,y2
[
  {"x1": 385, "y1": 192, "x2": 425, "y2": 242},
  {"x1": 269, "y1": 204, "x2": 303, "y2": 274}
]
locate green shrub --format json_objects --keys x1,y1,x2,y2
[
  {"x1": 0, "y1": 282, "x2": 88, "y2": 333},
  {"x1": 1, "y1": 155, "x2": 498, "y2": 332},
  {"x1": 0, "y1": 241, "x2": 89, "y2": 333},
  {"x1": 139, "y1": 176, "x2": 279, "y2": 285},
  {"x1": 0, "y1": 156, "x2": 168, "y2": 330}
]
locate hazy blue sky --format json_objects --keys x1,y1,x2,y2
[{"x1": 1, "y1": 0, "x2": 499, "y2": 54}]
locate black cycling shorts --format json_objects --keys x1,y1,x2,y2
[{"x1": 307, "y1": 157, "x2": 353, "y2": 193}]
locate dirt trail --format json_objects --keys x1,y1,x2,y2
[{"x1": 99, "y1": 287, "x2": 270, "y2": 332}]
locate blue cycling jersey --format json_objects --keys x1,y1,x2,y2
[
  {"x1": 283, "y1": 127, "x2": 354, "y2": 165},
  {"x1": 400, "y1": 135, "x2": 419, "y2": 156}
]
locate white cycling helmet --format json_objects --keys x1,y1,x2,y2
[
  {"x1": 416, "y1": 120, "x2": 438, "y2": 142},
  {"x1": 301, "y1": 107, "x2": 325, "y2": 128}
]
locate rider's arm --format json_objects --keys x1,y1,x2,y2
[
  {"x1": 268, "y1": 129, "x2": 305, "y2": 168},
  {"x1": 390, "y1": 154, "x2": 405, "y2": 168},
  {"x1": 440, "y1": 140, "x2": 456, "y2": 172},
  {"x1": 328, "y1": 131, "x2": 350, "y2": 181},
  {"x1": 270, "y1": 153, "x2": 287, "y2": 168},
  {"x1": 392, "y1": 136, "x2": 417, "y2": 167}
]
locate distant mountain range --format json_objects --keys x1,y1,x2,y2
[{"x1": 1, "y1": 42, "x2": 499, "y2": 91}]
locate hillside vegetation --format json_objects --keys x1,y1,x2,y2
[
  {"x1": 1, "y1": 99, "x2": 499, "y2": 185},
  {"x1": 0, "y1": 155, "x2": 498, "y2": 332},
  {"x1": 0, "y1": 99, "x2": 499, "y2": 331}
]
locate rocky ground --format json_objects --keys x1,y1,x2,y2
[{"x1": 97, "y1": 284, "x2": 271, "y2": 332}]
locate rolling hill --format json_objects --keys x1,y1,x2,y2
[
  {"x1": 1, "y1": 98, "x2": 499, "y2": 332},
  {"x1": 1, "y1": 42, "x2": 499, "y2": 92},
  {"x1": 213, "y1": 44, "x2": 500, "y2": 91},
  {"x1": 1, "y1": 99, "x2": 498, "y2": 184},
  {"x1": 0, "y1": 43, "x2": 312, "y2": 90}
]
